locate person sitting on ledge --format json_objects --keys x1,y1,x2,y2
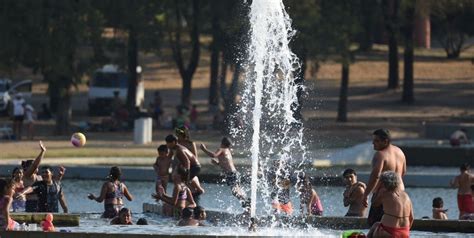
[
  {"x1": 177, "y1": 207, "x2": 199, "y2": 226},
  {"x1": 367, "y1": 171, "x2": 413, "y2": 238},
  {"x1": 342, "y1": 168, "x2": 367, "y2": 217},
  {"x1": 432, "y1": 197, "x2": 448, "y2": 220},
  {"x1": 297, "y1": 174, "x2": 323, "y2": 216},
  {"x1": 110, "y1": 207, "x2": 133, "y2": 225},
  {"x1": 450, "y1": 129, "x2": 470, "y2": 147}
]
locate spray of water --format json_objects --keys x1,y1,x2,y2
[{"x1": 232, "y1": 0, "x2": 307, "y2": 219}]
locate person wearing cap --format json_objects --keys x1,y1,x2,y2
[
  {"x1": 363, "y1": 129, "x2": 407, "y2": 226},
  {"x1": 12, "y1": 93, "x2": 25, "y2": 140}
]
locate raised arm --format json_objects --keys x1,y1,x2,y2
[
  {"x1": 24, "y1": 141, "x2": 46, "y2": 178},
  {"x1": 363, "y1": 153, "x2": 384, "y2": 205},
  {"x1": 54, "y1": 166, "x2": 66, "y2": 181},
  {"x1": 200, "y1": 144, "x2": 222, "y2": 158}
]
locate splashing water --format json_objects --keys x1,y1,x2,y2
[{"x1": 232, "y1": 0, "x2": 307, "y2": 219}]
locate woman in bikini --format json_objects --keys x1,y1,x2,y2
[
  {"x1": 88, "y1": 166, "x2": 133, "y2": 218},
  {"x1": 11, "y1": 167, "x2": 25, "y2": 212},
  {"x1": 153, "y1": 167, "x2": 196, "y2": 217},
  {"x1": 0, "y1": 179, "x2": 18, "y2": 231},
  {"x1": 298, "y1": 175, "x2": 323, "y2": 216},
  {"x1": 368, "y1": 171, "x2": 413, "y2": 238}
]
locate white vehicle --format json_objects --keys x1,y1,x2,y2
[
  {"x1": 0, "y1": 79, "x2": 32, "y2": 116},
  {"x1": 88, "y1": 65, "x2": 144, "y2": 116}
]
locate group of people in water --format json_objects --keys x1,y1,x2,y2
[{"x1": 0, "y1": 127, "x2": 471, "y2": 237}]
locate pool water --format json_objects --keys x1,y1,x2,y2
[{"x1": 54, "y1": 180, "x2": 468, "y2": 237}]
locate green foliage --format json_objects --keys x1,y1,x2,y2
[{"x1": 431, "y1": 0, "x2": 474, "y2": 58}]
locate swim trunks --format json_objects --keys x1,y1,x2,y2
[
  {"x1": 189, "y1": 164, "x2": 201, "y2": 180},
  {"x1": 457, "y1": 194, "x2": 474, "y2": 214},
  {"x1": 368, "y1": 204, "x2": 384, "y2": 226}
]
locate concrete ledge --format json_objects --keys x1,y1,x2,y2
[
  {"x1": 11, "y1": 213, "x2": 80, "y2": 227},
  {"x1": 143, "y1": 203, "x2": 474, "y2": 233},
  {"x1": 400, "y1": 145, "x2": 474, "y2": 166}
]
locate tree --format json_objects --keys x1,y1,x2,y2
[
  {"x1": 431, "y1": 0, "x2": 474, "y2": 58},
  {"x1": 95, "y1": 0, "x2": 164, "y2": 111},
  {"x1": 1, "y1": 0, "x2": 105, "y2": 134},
  {"x1": 164, "y1": 0, "x2": 201, "y2": 106},
  {"x1": 401, "y1": 0, "x2": 416, "y2": 103},
  {"x1": 382, "y1": 0, "x2": 401, "y2": 89},
  {"x1": 318, "y1": 1, "x2": 362, "y2": 122}
]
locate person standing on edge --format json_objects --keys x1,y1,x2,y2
[
  {"x1": 12, "y1": 93, "x2": 25, "y2": 140},
  {"x1": 363, "y1": 129, "x2": 407, "y2": 226}
]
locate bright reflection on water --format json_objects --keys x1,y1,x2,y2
[{"x1": 56, "y1": 180, "x2": 468, "y2": 237}]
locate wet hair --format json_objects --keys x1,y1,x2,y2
[
  {"x1": 157, "y1": 145, "x2": 168, "y2": 153},
  {"x1": 165, "y1": 134, "x2": 178, "y2": 143},
  {"x1": 433, "y1": 197, "x2": 443, "y2": 208},
  {"x1": 193, "y1": 206, "x2": 206, "y2": 219},
  {"x1": 137, "y1": 218, "x2": 148, "y2": 225},
  {"x1": 181, "y1": 207, "x2": 193, "y2": 219},
  {"x1": 109, "y1": 166, "x2": 122, "y2": 181},
  {"x1": 380, "y1": 171, "x2": 400, "y2": 191},
  {"x1": 221, "y1": 137, "x2": 232, "y2": 148},
  {"x1": 21, "y1": 160, "x2": 34, "y2": 170},
  {"x1": 373, "y1": 128, "x2": 391, "y2": 142},
  {"x1": 343, "y1": 168, "x2": 356, "y2": 177},
  {"x1": 119, "y1": 207, "x2": 131, "y2": 216},
  {"x1": 460, "y1": 163, "x2": 470, "y2": 171},
  {"x1": 174, "y1": 126, "x2": 190, "y2": 140},
  {"x1": 12, "y1": 167, "x2": 23, "y2": 177}
]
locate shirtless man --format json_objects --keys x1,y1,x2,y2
[
  {"x1": 165, "y1": 135, "x2": 204, "y2": 194},
  {"x1": 363, "y1": 129, "x2": 406, "y2": 226},
  {"x1": 342, "y1": 168, "x2": 367, "y2": 217},
  {"x1": 200, "y1": 137, "x2": 249, "y2": 209},
  {"x1": 450, "y1": 163, "x2": 474, "y2": 219},
  {"x1": 153, "y1": 145, "x2": 173, "y2": 194},
  {"x1": 368, "y1": 171, "x2": 413, "y2": 238}
]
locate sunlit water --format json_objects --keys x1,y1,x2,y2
[{"x1": 51, "y1": 179, "x2": 468, "y2": 237}]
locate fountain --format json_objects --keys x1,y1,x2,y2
[{"x1": 232, "y1": 0, "x2": 307, "y2": 221}]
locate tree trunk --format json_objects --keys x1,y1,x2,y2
[
  {"x1": 383, "y1": 0, "x2": 400, "y2": 89},
  {"x1": 223, "y1": 63, "x2": 241, "y2": 135},
  {"x1": 54, "y1": 80, "x2": 71, "y2": 135},
  {"x1": 127, "y1": 26, "x2": 139, "y2": 111},
  {"x1": 358, "y1": 0, "x2": 377, "y2": 51},
  {"x1": 402, "y1": 3, "x2": 415, "y2": 103},
  {"x1": 169, "y1": 0, "x2": 201, "y2": 106},
  {"x1": 208, "y1": 3, "x2": 220, "y2": 107},
  {"x1": 337, "y1": 62, "x2": 349, "y2": 122}
]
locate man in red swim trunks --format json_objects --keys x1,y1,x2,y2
[{"x1": 450, "y1": 163, "x2": 474, "y2": 219}]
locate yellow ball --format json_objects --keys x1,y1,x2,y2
[{"x1": 71, "y1": 132, "x2": 86, "y2": 147}]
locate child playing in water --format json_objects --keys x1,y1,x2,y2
[
  {"x1": 450, "y1": 163, "x2": 474, "y2": 219},
  {"x1": 200, "y1": 137, "x2": 249, "y2": 210},
  {"x1": 298, "y1": 174, "x2": 323, "y2": 216},
  {"x1": 0, "y1": 179, "x2": 19, "y2": 231},
  {"x1": 432, "y1": 197, "x2": 448, "y2": 220},
  {"x1": 153, "y1": 145, "x2": 172, "y2": 195},
  {"x1": 177, "y1": 207, "x2": 199, "y2": 226},
  {"x1": 272, "y1": 175, "x2": 293, "y2": 215},
  {"x1": 153, "y1": 167, "x2": 196, "y2": 217},
  {"x1": 110, "y1": 207, "x2": 133, "y2": 225},
  {"x1": 11, "y1": 167, "x2": 25, "y2": 212},
  {"x1": 342, "y1": 168, "x2": 367, "y2": 217}
]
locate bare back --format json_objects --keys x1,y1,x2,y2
[
  {"x1": 453, "y1": 172, "x2": 473, "y2": 195},
  {"x1": 380, "y1": 189, "x2": 413, "y2": 228},
  {"x1": 376, "y1": 144, "x2": 406, "y2": 190},
  {"x1": 176, "y1": 144, "x2": 199, "y2": 167},
  {"x1": 216, "y1": 148, "x2": 236, "y2": 173}
]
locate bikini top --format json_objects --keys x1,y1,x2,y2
[
  {"x1": 178, "y1": 186, "x2": 187, "y2": 200},
  {"x1": 105, "y1": 182, "x2": 124, "y2": 200}
]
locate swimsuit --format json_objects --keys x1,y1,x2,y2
[
  {"x1": 310, "y1": 196, "x2": 323, "y2": 216},
  {"x1": 178, "y1": 187, "x2": 188, "y2": 201},
  {"x1": 189, "y1": 164, "x2": 201, "y2": 180},
  {"x1": 378, "y1": 223, "x2": 410, "y2": 238},
  {"x1": 457, "y1": 194, "x2": 474, "y2": 214},
  {"x1": 102, "y1": 182, "x2": 124, "y2": 218},
  {"x1": 12, "y1": 184, "x2": 25, "y2": 212}
]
